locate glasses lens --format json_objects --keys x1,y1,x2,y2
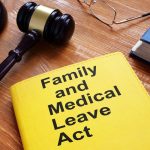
[
  {"x1": 90, "y1": 0, "x2": 116, "y2": 25},
  {"x1": 79, "y1": 0, "x2": 93, "y2": 5}
]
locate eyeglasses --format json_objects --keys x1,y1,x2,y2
[{"x1": 78, "y1": 0, "x2": 150, "y2": 27}]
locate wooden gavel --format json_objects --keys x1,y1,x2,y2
[{"x1": 0, "y1": 2, "x2": 75, "y2": 80}]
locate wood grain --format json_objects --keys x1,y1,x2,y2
[{"x1": 0, "y1": 0, "x2": 149, "y2": 149}]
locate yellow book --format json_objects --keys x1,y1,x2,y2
[{"x1": 11, "y1": 52, "x2": 150, "y2": 150}]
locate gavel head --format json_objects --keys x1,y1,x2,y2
[{"x1": 17, "y1": 2, "x2": 75, "y2": 43}]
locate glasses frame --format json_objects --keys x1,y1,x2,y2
[{"x1": 79, "y1": 0, "x2": 150, "y2": 27}]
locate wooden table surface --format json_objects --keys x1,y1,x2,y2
[{"x1": 0, "y1": 0, "x2": 149, "y2": 149}]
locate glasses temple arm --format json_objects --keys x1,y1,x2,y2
[{"x1": 113, "y1": 12, "x2": 150, "y2": 24}]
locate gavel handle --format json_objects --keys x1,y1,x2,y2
[{"x1": 0, "y1": 30, "x2": 41, "y2": 80}]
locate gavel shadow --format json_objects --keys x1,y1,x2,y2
[
  {"x1": 26, "y1": 39, "x2": 69, "y2": 62},
  {"x1": 38, "y1": 39, "x2": 68, "y2": 58},
  {"x1": 12, "y1": 39, "x2": 70, "y2": 76}
]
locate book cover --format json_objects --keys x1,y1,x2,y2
[{"x1": 10, "y1": 52, "x2": 150, "y2": 150}]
